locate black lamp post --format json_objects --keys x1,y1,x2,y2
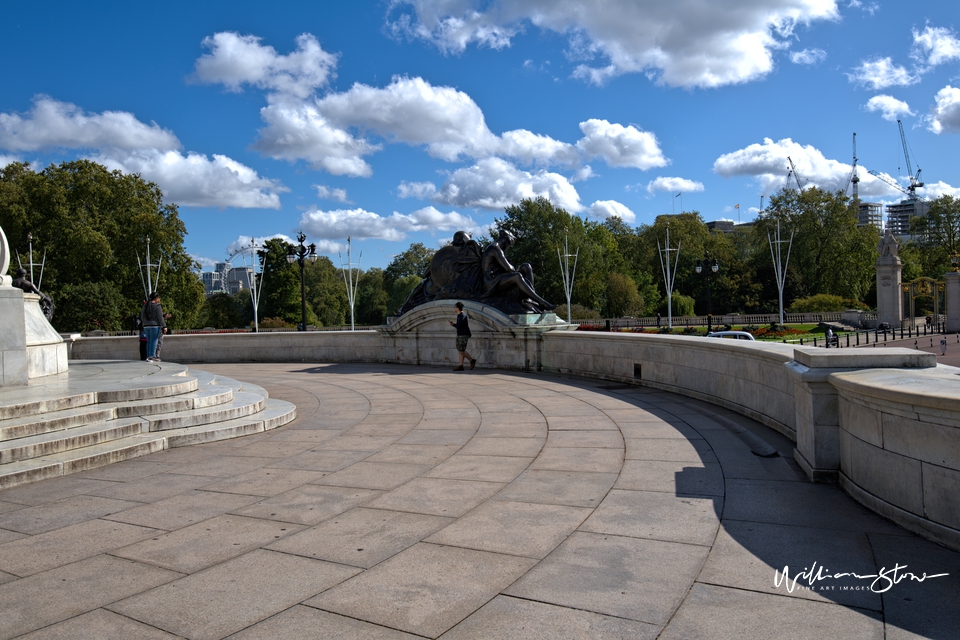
[
  {"x1": 695, "y1": 251, "x2": 719, "y2": 333},
  {"x1": 286, "y1": 231, "x2": 317, "y2": 331}
]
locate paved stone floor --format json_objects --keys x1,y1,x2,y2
[{"x1": 0, "y1": 362, "x2": 958, "y2": 639}]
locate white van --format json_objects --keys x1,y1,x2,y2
[{"x1": 706, "y1": 331, "x2": 756, "y2": 341}]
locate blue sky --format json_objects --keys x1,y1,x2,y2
[{"x1": 2, "y1": 1, "x2": 958, "y2": 270}]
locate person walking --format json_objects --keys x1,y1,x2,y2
[
  {"x1": 449, "y1": 301, "x2": 476, "y2": 371},
  {"x1": 140, "y1": 292, "x2": 166, "y2": 362}
]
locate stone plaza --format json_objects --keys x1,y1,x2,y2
[{"x1": 0, "y1": 361, "x2": 958, "y2": 639}]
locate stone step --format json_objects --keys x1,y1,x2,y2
[
  {"x1": 0, "y1": 417, "x2": 147, "y2": 465},
  {"x1": 164, "y1": 399, "x2": 297, "y2": 448},
  {"x1": 0, "y1": 385, "x2": 234, "y2": 443},
  {"x1": 0, "y1": 434, "x2": 167, "y2": 490},
  {"x1": 0, "y1": 406, "x2": 120, "y2": 443},
  {"x1": 145, "y1": 391, "x2": 266, "y2": 432},
  {"x1": 112, "y1": 385, "x2": 235, "y2": 417}
]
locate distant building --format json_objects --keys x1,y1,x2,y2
[
  {"x1": 886, "y1": 199, "x2": 930, "y2": 237},
  {"x1": 706, "y1": 220, "x2": 735, "y2": 232},
  {"x1": 226, "y1": 267, "x2": 254, "y2": 294},
  {"x1": 201, "y1": 271, "x2": 222, "y2": 295},
  {"x1": 856, "y1": 201, "x2": 884, "y2": 229}
]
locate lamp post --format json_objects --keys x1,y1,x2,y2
[
  {"x1": 695, "y1": 251, "x2": 719, "y2": 333},
  {"x1": 286, "y1": 231, "x2": 317, "y2": 331},
  {"x1": 950, "y1": 250, "x2": 960, "y2": 272}
]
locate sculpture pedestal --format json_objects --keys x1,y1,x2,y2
[
  {"x1": 946, "y1": 272, "x2": 960, "y2": 333},
  {"x1": 0, "y1": 288, "x2": 67, "y2": 386},
  {"x1": 0, "y1": 287, "x2": 29, "y2": 386},
  {"x1": 876, "y1": 256, "x2": 903, "y2": 328},
  {"x1": 380, "y1": 300, "x2": 575, "y2": 371}
]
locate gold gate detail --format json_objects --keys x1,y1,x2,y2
[{"x1": 901, "y1": 277, "x2": 945, "y2": 325}]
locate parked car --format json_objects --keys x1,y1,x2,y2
[{"x1": 706, "y1": 331, "x2": 756, "y2": 341}]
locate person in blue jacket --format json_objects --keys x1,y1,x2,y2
[{"x1": 448, "y1": 301, "x2": 477, "y2": 371}]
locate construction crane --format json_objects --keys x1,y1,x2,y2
[
  {"x1": 867, "y1": 169, "x2": 928, "y2": 202},
  {"x1": 786, "y1": 157, "x2": 805, "y2": 190},
  {"x1": 839, "y1": 133, "x2": 860, "y2": 199},
  {"x1": 898, "y1": 119, "x2": 923, "y2": 198}
]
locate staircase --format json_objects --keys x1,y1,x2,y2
[{"x1": 0, "y1": 360, "x2": 296, "y2": 489}]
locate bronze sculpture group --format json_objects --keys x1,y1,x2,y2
[
  {"x1": 397, "y1": 230, "x2": 555, "y2": 316},
  {"x1": 12, "y1": 268, "x2": 55, "y2": 321}
]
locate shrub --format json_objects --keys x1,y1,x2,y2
[
  {"x1": 787, "y1": 294, "x2": 869, "y2": 313},
  {"x1": 557, "y1": 303, "x2": 601, "y2": 320},
  {"x1": 259, "y1": 317, "x2": 294, "y2": 329}
]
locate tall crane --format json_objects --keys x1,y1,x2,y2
[
  {"x1": 898, "y1": 119, "x2": 923, "y2": 198},
  {"x1": 787, "y1": 157, "x2": 805, "y2": 190},
  {"x1": 867, "y1": 169, "x2": 928, "y2": 202},
  {"x1": 839, "y1": 133, "x2": 860, "y2": 199}
]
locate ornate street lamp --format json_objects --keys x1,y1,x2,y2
[
  {"x1": 695, "y1": 251, "x2": 719, "y2": 333},
  {"x1": 950, "y1": 250, "x2": 960, "y2": 272},
  {"x1": 286, "y1": 231, "x2": 317, "y2": 331}
]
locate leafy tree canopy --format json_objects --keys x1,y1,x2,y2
[{"x1": 0, "y1": 160, "x2": 204, "y2": 332}]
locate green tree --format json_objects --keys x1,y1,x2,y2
[
  {"x1": 384, "y1": 243, "x2": 435, "y2": 292},
  {"x1": 305, "y1": 256, "x2": 348, "y2": 327},
  {"x1": 0, "y1": 160, "x2": 205, "y2": 331},
  {"x1": 198, "y1": 292, "x2": 243, "y2": 329},
  {"x1": 387, "y1": 274, "x2": 422, "y2": 316},
  {"x1": 494, "y1": 196, "x2": 624, "y2": 313},
  {"x1": 355, "y1": 268, "x2": 389, "y2": 325},
  {"x1": 604, "y1": 272, "x2": 643, "y2": 317},
  {"x1": 56, "y1": 281, "x2": 128, "y2": 332},
  {"x1": 755, "y1": 187, "x2": 877, "y2": 303},
  {"x1": 258, "y1": 237, "x2": 307, "y2": 326},
  {"x1": 911, "y1": 195, "x2": 960, "y2": 277}
]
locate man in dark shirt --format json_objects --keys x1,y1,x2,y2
[
  {"x1": 448, "y1": 301, "x2": 477, "y2": 371},
  {"x1": 140, "y1": 292, "x2": 166, "y2": 362}
]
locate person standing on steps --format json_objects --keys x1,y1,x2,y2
[
  {"x1": 449, "y1": 301, "x2": 476, "y2": 371},
  {"x1": 140, "y1": 292, "x2": 166, "y2": 362}
]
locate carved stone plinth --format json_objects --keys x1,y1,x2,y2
[
  {"x1": 875, "y1": 256, "x2": 902, "y2": 329},
  {"x1": 946, "y1": 272, "x2": 960, "y2": 333}
]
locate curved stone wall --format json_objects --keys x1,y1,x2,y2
[{"x1": 67, "y1": 324, "x2": 960, "y2": 550}]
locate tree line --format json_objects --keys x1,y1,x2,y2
[{"x1": 4, "y1": 160, "x2": 958, "y2": 331}]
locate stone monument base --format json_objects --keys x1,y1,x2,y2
[
  {"x1": 0, "y1": 288, "x2": 67, "y2": 386},
  {"x1": 379, "y1": 300, "x2": 575, "y2": 371}
]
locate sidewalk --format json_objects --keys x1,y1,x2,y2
[{"x1": 0, "y1": 363, "x2": 956, "y2": 639}]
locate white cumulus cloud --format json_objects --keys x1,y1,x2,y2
[
  {"x1": 645, "y1": 176, "x2": 705, "y2": 195},
  {"x1": 576, "y1": 119, "x2": 667, "y2": 170},
  {"x1": 790, "y1": 48, "x2": 827, "y2": 65},
  {"x1": 317, "y1": 76, "x2": 499, "y2": 161},
  {"x1": 433, "y1": 157, "x2": 583, "y2": 212},
  {"x1": 314, "y1": 185, "x2": 349, "y2": 202},
  {"x1": 0, "y1": 96, "x2": 180, "y2": 152},
  {"x1": 254, "y1": 100, "x2": 379, "y2": 177},
  {"x1": 193, "y1": 32, "x2": 337, "y2": 99},
  {"x1": 299, "y1": 205, "x2": 479, "y2": 241},
  {"x1": 0, "y1": 154, "x2": 21, "y2": 167},
  {"x1": 847, "y1": 57, "x2": 920, "y2": 90},
  {"x1": 865, "y1": 95, "x2": 914, "y2": 121},
  {"x1": 588, "y1": 200, "x2": 635, "y2": 223},
  {"x1": 499, "y1": 129, "x2": 579, "y2": 166},
  {"x1": 929, "y1": 85, "x2": 960, "y2": 134},
  {"x1": 714, "y1": 137, "x2": 862, "y2": 195},
  {"x1": 94, "y1": 149, "x2": 287, "y2": 209},
  {"x1": 387, "y1": 0, "x2": 840, "y2": 88},
  {"x1": 397, "y1": 180, "x2": 439, "y2": 199},
  {"x1": 912, "y1": 26, "x2": 960, "y2": 67}
]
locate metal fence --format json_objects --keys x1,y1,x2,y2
[
  {"x1": 77, "y1": 325, "x2": 378, "y2": 338},
  {"x1": 572, "y1": 313, "x2": 847, "y2": 328}
]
